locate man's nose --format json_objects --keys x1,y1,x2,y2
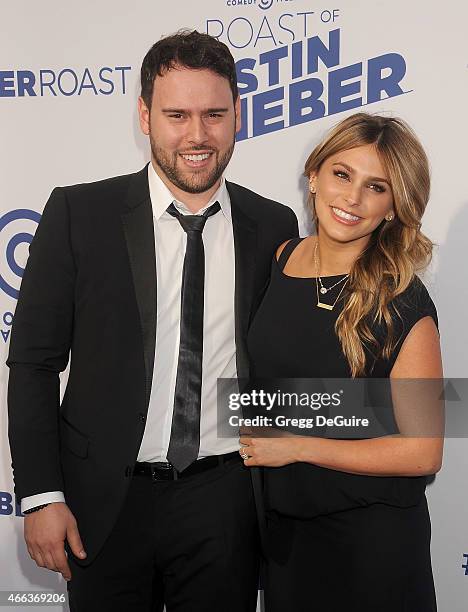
[{"x1": 186, "y1": 116, "x2": 209, "y2": 145}]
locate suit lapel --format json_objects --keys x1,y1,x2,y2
[
  {"x1": 121, "y1": 166, "x2": 157, "y2": 409},
  {"x1": 227, "y1": 181, "x2": 258, "y2": 380}
]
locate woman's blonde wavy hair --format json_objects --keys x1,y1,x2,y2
[{"x1": 304, "y1": 112, "x2": 433, "y2": 377}]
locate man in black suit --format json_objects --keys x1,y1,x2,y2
[{"x1": 7, "y1": 30, "x2": 298, "y2": 611}]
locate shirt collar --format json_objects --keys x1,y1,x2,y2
[{"x1": 147, "y1": 162, "x2": 231, "y2": 222}]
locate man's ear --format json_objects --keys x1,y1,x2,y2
[
  {"x1": 234, "y1": 96, "x2": 242, "y2": 134},
  {"x1": 138, "y1": 96, "x2": 150, "y2": 136}
]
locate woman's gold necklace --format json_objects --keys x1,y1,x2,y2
[{"x1": 314, "y1": 242, "x2": 349, "y2": 311}]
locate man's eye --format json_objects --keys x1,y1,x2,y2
[{"x1": 169, "y1": 114, "x2": 183, "y2": 119}]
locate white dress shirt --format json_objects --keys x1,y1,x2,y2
[
  {"x1": 139, "y1": 163, "x2": 238, "y2": 461},
  {"x1": 21, "y1": 163, "x2": 239, "y2": 512}
]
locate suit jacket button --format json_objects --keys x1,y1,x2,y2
[
  {"x1": 139, "y1": 413, "x2": 146, "y2": 422},
  {"x1": 125, "y1": 466, "x2": 132, "y2": 477}
]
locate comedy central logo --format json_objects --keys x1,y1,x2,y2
[
  {"x1": 225, "y1": 0, "x2": 295, "y2": 10},
  {"x1": 0, "y1": 209, "x2": 41, "y2": 299}
]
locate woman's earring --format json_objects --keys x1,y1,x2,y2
[
  {"x1": 310, "y1": 185, "x2": 316, "y2": 194},
  {"x1": 385, "y1": 213, "x2": 394, "y2": 221}
]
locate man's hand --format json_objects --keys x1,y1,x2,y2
[{"x1": 24, "y1": 502, "x2": 86, "y2": 581}]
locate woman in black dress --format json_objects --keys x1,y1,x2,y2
[{"x1": 242, "y1": 113, "x2": 443, "y2": 611}]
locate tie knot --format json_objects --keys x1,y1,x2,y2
[{"x1": 167, "y1": 201, "x2": 221, "y2": 233}]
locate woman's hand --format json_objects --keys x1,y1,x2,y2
[{"x1": 239, "y1": 435, "x2": 301, "y2": 467}]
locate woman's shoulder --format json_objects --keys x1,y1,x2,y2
[
  {"x1": 274, "y1": 237, "x2": 310, "y2": 273},
  {"x1": 275, "y1": 236, "x2": 308, "y2": 260},
  {"x1": 391, "y1": 275, "x2": 438, "y2": 330},
  {"x1": 369, "y1": 276, "x2": 439, "y2": 374}
]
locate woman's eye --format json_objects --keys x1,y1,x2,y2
[
  {"x1": 333, "y1": 170, "x2": 349, "y2": 180},
  {"x1": 369, "y1": 183, "x2": 386, "y2": 193}
]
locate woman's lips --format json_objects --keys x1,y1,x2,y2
[{"x1": 330, "y1": 206, "x2": 362, "y2": 226}]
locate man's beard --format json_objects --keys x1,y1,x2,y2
[{"x1": 150, "y1": 134, "x2": 235, "y2": 194}]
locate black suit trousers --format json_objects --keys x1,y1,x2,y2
[{"x1": 66, "y1": 459, "x2": 259, "y2": 612}]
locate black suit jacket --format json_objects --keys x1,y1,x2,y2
[{"x1": 7, "y1": 165, "x2": 299, "y2": 564}]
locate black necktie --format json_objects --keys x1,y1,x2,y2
[{"x1": 166, "y1": 201, "x2": 221, "y2": 472}]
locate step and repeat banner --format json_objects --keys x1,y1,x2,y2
[{"x1": 1, "y1": 1, "x2": 467, "y2": 610}]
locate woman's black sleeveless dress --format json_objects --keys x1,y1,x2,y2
[{"x1": 247, "y1": 238, "x2": 439, "y2": 612}]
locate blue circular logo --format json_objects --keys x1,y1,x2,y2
[{"x1": 0, "y1": 209, "x2": 41, "y2": 299}]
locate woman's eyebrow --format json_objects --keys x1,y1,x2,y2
[{"x1": 332, "y1": 162, "x2": 390, "y2": 185}]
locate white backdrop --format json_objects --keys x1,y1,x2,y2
[{"x1": 1, "y1": 1, "x2": 467, "y2": 610}]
